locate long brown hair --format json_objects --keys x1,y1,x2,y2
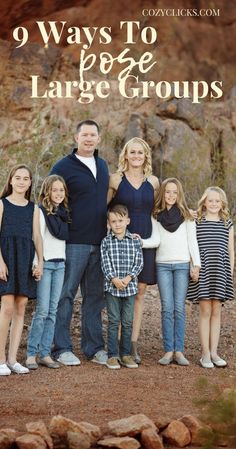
[
  {"x1": 39, "y1": 175, "x2": 69, "y2": 214},
  {"x1": 154, "y1": 177, "x2": 192, "y2": 220},
  {"x1": 0, "y1": 164, "x2": 32, "y2": 201}
]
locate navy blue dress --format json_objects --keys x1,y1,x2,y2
[
  {"x1": 111, "y1": 174, "x2": 156, "y2": 284},
  {"x1": 0, "y1": 198, "x2": 36, "y2": 299}
]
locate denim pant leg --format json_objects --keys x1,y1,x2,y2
[
  {"x1": 52, "y1": 244, "x2": 91, "y2": 357},
  {"x1": 106, "y1": 292, "x2": 121, "y2": 358},
  {"x1": 157, "y1": 263, "x2": 175, "y2": 352},
  {"x1": 120, "y1": 295, "x2": 135, "y2": 357},
  {"x1": 80, "y1": 245, "x2": 105, "y2": 358},
  {"x1": 39, "y1": 262, "x2": 65, "y2": 358},
  {"x1": 173, "y1": 263, "x2": 190, "y2": 352},
  {"x1": 27, "y1": 264, "x2": 52, "y2": 357}
]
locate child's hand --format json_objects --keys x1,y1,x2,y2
[
  {"x1": 112, "y1": 277, "x2": 126, "y2": 290},
  {"x1": 121, "y1": 275, "x2": 132, "y2": 287},
  {"x1": 32, "y1": 266, "x2": 40, "y2": 280},
  {"x1": 191, "y1": 266, "x2": 200, "y2": 282},
  {"x1": 32, "y1": 262, "x2": 43, "y2": 281},
  {"x1": 0, "y1": 259, "x2": 8, "y2": 282}
]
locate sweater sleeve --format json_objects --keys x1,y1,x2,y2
[
  {"x1": 142, "y1": 217, "x2": 160, "y2": 249},
  {"x1": 42, "y1": 208, "x2": 69, "y2": 241},
  {"x1": 186, "y1": 220, "x2": 201, "y2": 267}
]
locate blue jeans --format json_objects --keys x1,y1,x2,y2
[
  {"x1": 52, "y1": 244, "x2": 105, "y2": 359},
  {"x1": 156, "y1": 262, "x2": 190, "y2": 352},
  {"x1": 27, "y1": 261, "x2": 65, "y2": 358},
  {"x1": 106, "y1": 292, "x2": 135, "y2": 358}
]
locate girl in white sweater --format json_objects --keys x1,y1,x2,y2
[
  {"x1": 26, "y1": 175, "x2": 70, "y2": 369},
  {"x1": 142, "y1": 178, "x2": 200, "y2": 366}
]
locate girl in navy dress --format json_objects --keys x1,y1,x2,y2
[
  {"x1": 187, "y1": 187, "x2": 234, "y2": 368},
  {"x1": 0, "y1": 165, "x2": 43, "y2": 376},
  {"x1": 108, "y1": 137, "x2": 159, "y2": 363}
]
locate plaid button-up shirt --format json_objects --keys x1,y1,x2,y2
[{"x1": 100, "y1": 230, "x2": 144, "y2": 297}]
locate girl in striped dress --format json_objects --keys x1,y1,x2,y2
[{"x1": 187, "y1": 187, "x2": 234, "y2": 368}]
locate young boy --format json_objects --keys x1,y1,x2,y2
[{"x1": 101, "y1": 204, "x2": 144, "y2": 369}]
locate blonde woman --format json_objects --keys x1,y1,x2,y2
[
  {"x1": 187, "y1": 187, "x2": 234, "y2": 368},
  {"x1": 108, "y1": 137, "x2": 159, "y2": 363}
]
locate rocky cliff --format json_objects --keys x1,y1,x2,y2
[{"x1": 0, "y1": 0, "x2": 236, "y2": 209}]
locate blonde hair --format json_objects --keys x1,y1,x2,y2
[
  {"x1": 154, "y1": 177, "x2": 192, "y2": 220},
  {"x1": 117, "y1": 137, "x2": 152, "y2": 178},
  {"x1": 39, "y1": 175, "x2": 69, "y2": 214},
  {"x1": 197, "y1": 186, "x2": 229, "y2": 224},
  {"x1": 0, "y1": 164, "x2": 32, "y2": 201}
]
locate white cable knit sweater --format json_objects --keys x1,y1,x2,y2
[{"x1": 142, "y1": 217, "x2": 201, "y2": 266}]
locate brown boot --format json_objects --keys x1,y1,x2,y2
[{"x1": 131, "y1": 341, "x2": 141, "y2": 364}]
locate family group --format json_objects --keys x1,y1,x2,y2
[{"x1": 0, "y1": 119, "x2": 234, "y2": 376}]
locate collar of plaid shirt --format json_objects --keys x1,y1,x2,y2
[{"x1": 110, "y1": 229, "x2": 133, "y2": 240}]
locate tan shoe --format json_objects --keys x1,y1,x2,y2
[
  {"x1": 38, "y1": 356, "x2": 61, "y2": 369},
  {"x1": 25, "y1": 357, "x2": 38, "y2": 370},
  {"x1": 120, "y1": 356, "x2": 138, "y2": 368},
  {"x1": 106, "y1": 357, "x2": 120, "y2": 370}
]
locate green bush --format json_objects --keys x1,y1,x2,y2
[{"x1": 195, "y1": 378, "x2": 236, "y2": 448}]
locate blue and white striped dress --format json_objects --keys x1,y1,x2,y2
[{"x1": 187, "y1": 217, "x2": 234, "y2": 302}]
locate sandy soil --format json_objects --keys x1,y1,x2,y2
[{"x1": 0, "y1": 286, "x2": 235, "y2": 433}]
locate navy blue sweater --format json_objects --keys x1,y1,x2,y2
[{"x1": 50, "y1": 149, "x2": 109, "y2": 244}]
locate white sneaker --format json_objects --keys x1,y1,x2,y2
[
  {"x1": 200, "y1": 358, "x2": 214, "y2": 369},
  {"x1": 212, "y1": 356, "x2": 227, "y2": 367},
  {"x1": 56, "y1": 351, "x2": 81, "y2": 366},
  {"x1": 0, "y1": 363, "x2": 11, "y2": 376},
  {"x1": 91, "y1": 350, "x2": 108, "y2": 365},
  {"x1": 8, "y1": 362, "x2": 29, "y2": 374}
]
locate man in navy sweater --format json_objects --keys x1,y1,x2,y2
[{"x1": 50, "y1": 120, "x2": 109, "y2": 365}]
